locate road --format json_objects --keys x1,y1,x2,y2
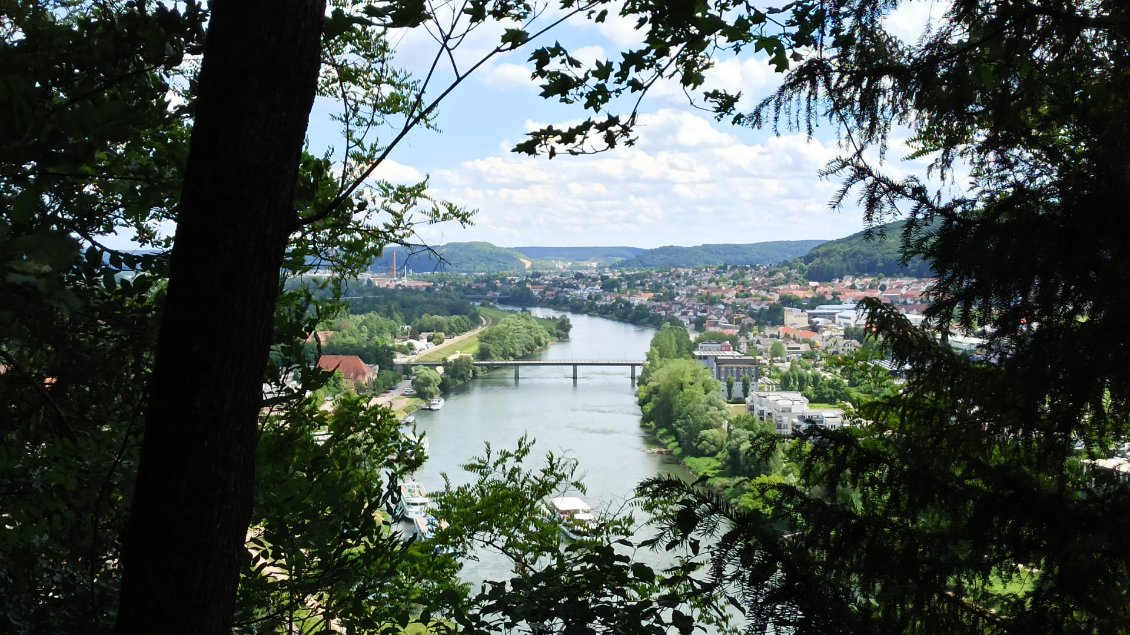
[
  {"x1": 394, "y1": 314, "x2": 491, "y2": 364},
  {"x1": 368, "y1": 378, "x2": 414, "y2": 411}
]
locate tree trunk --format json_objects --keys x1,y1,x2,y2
[{"x1": 115, "y1": 1, "x2": 325, "y2": 632}]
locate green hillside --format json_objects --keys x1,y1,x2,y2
[
  {"x1": 615, "y1": 240, "x2": 826, "y2": 269},
  {"x1": 370, "y1": 242, "x2": 531, "y2": 274},
  {"x1": 514, "y1": 245, "x2": 644, "y2": 268},
  {"x1": 798, "y1": 221, "x2": 934, "y2": 280}
]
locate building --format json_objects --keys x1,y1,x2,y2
[
  {"x1": 783, "y1": 307, "x2": 809, "y2": 328},
  {"x1": 316, "y1": 354, "x2": 377, "y2": 390},
  {"x1": 748, "y1": 391, "x2": 809, "y2": 434},
  {"x1": 714, "y1": 356, "x2": 759, "y2": 381},
  {"x1": 748, "y1": 390, "x2": 845, "y2": 435}
]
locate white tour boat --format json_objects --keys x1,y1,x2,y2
[
  {"x1": 397, "y1": 481, "x2": 430, "y2": 520},
  {"x1": 549, "y1": 496, "x2": 600, "y2": 540}
]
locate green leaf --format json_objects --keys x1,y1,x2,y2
[
  {"x1": 11, "y1": 189, "x2": 40, "y2": 224},
  {"x1": 501, "y1": 28, "x2": 529, "y2": 49}
]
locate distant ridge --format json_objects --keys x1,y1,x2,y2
[
  {"x1": 367, "y1": 244, "x2": 646, "y2": 273},
  {"x1": 360, "y1": 229, "x2": 926, "y2": 275},
  {"x1": 368, "y1": 242, "x2": 530, "y2": 274},
  {"x1": 614, "y1": 240, "x2": 827, "y2": 269},
  {"x1": 797, "y1": 220, "x2": 934, "y2": 280},
  {"x1": 513, "y1": 246, "x2": 644, "y2": 264}
]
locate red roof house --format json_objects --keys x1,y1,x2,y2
[{"x1": 317, "y1": 355, "x2": 376, "y2": 389}]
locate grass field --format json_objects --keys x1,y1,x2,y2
[
  {"x1": 412, "y1": 308, "x2": 506, "y2": 363},
  {"x1": 412, "y1": 306, "x2": 563, "y2": 363},
  {"x1": 415, "y1": 339, "x2": 478, "y2": 363}
]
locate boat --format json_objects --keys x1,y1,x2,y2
[
  {"x1": 427, "y1": 397, "x2": 445, "y2": 410},
  {"x1": 549, "y1": 496, "x2": 600, "y2": 540},
  {"x1": 396, "y1": 481, "x2": 430, "y2": 520},
  {"x1": 412, "y1": 513, "x2": 449, "y2": 541}
]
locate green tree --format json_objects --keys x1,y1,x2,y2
[
  {"x1": 769, "y1": 341, "x2": 786, "y2": 361},
  {"x1": 544, "y1": 0, "x2": 1130, "y2": 631},
  {"x1": 638, "y1": 358, "x2": 728, "y2": 456},
  {"x1": 445, "y1": 354, "x2": 476, "y2": 384},
  {"x1": 0, "y1": 0, "x2": 615, "y2": 630},
  {"x1": 741, "y1": 374, "x2": 751, "y2": 400},
  {"x1": 725, "y1": 375, "x2": 735, "y2": 401},
  {"x1": 411, "y1": 366, "x2": 442, "y2": 401},
  {"x1": 433, "y1": 437, "x2": 727, "y2": 634}
]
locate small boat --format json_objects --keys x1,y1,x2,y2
[
  {"x1": 401, "y1": 414, "x2": 416, "y2": 425},
  {"x1": 549, "y1": 496, "x2": 600, "y2": 540},
  {"x1": 412, "y1": 513, "x2": 449, "y2": 541},
  {"x1": 427, "y1": 397, "x2": 445, "y2": 410},
  {"x1": 397, "y1": 481, "x2": 430, "y2": 520}
]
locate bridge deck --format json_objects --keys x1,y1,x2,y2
[{"x1": 412, "y1": 359, "x2": 643, "y2": 367}]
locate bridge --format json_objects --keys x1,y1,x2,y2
[{"x1": 410, "y1": 359, "x2": 645, "y2": 381}]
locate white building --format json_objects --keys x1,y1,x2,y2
[{"x1": 748, "y1": 390, "x2": 846, "y2": 435}]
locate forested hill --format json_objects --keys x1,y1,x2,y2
[
  {"x1": 614, "y1": 240, "x2": 826, "y2": 269},
  {"x1": 360, "y1": 231, "x2": 930, "y2": 275},
  {"x1": 514, "y1": 245, "x2": 644, "y2": 267},
  {"x1": 797, "y1": 221, "x2": 934, "y2": 281},
  {"x1": 368, "y1": 242, "x2": 531, "y2": 274}
]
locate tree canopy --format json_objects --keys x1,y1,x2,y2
[
  {"x1": 9, "y1": 0, "x2": 1130, "y2": 632},
  {"x1": 532, "y1": 0, "x2": 1130, "y2": 631}
]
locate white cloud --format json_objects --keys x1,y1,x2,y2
[
  {"x1": 885, "y1": 0, "x2": 950, "y2": 43},
  {"x1": 480, "y1": 62, "x2": 536, "y2": 90},
  {"x1": 368, "y1": 159, "x2": 424, "y2": 185},
  {"x1": 412, "y1": 110, "x2": 881, "y2": 247}
]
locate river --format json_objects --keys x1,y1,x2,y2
[{"x1": 409, "y1": 308, "x2": 692, "y2": 580}]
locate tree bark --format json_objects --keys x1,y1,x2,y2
[{"x1": 115, "y1": 1, "x2": 325, "y2": 632}]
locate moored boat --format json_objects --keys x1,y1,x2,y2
[
  {"x1": 427, "y1": 397, "x2": 445, "y2": 410},
  {"x1": 549, "y1": 496, "x2": 600, "y2": 540},
  {"x1": 397, "y1": 480, "x2": 430, "y2": 520}
]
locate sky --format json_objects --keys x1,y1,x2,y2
[{"x1": 308, "y1": 1, "x2": 950, "y2": 250}]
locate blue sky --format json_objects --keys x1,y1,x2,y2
[{"x1": 308, "y1": 1, "x2": 949, "y2": 250}]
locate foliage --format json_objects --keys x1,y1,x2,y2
[
  {"x1": 796, "y1": 221, "x2": 933, "y2": 281},
  {"x1": 514, "y1": 245, "x2": 644, "y2": 266},
  {"x1": 543, "y1": 0, "x2": 1130, "y2": 630},
  {"x1": 777, "y1": 363, "x2": 851, "y2": 404},
  {"x1": 236, "y1": 393, "x2": 467, "y2": 632},
  {"x1": 316, "y1": 311, "x2": 402, "y2": 367},
  {"x1": 693, "y1": 331, "x2": 741, "y2": 347},
  {"x1": 1, "y1": 0, "x2": 597, "y2": 625},
  {"x1": 368, "y1": 242, "x2": 534, "y2": 274},
  {"x1": 637, "y1": 358, "x2": 729, "y2": 456},
  {"x1": 325, "y1": 285, "x2": 478, "y2": 328},
  {"x1": 0, "y1": 3, "x2": 203, "y2": 630},
  {"x1": 410, "y1": 366, "x2": 442, "y2": 401},
  {"x1": 768, "y1": 341, "x2": 786, "y2": 361},
  {"x1": 536, "y1": 294, "x2": 668, "y2": 327},
  {"x1": 444, "y1": 355, "x2": 477, "y2": 384},
  {"x1": 414, "y1": 312, "x2": 473, "y2": 336},
  {"x1": 475, "y1": 312, "x2": 555, "y2": 361},
  {"x1": 431, "y1": 437, "x2": 729, "y2": 634}
]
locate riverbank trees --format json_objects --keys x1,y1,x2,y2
[{"x1": 476, "y1": 312, "x2": 569, "y2": 362}]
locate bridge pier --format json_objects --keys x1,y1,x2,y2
[
  {"x1": 631, "y1": 365, "x2": 636, "y2": 383},
  {"x1": 514, "y1": 366, "x2": 520, "y2": 380},
  {"x1": 573, "y1": 365, "x2": 578, "y2": 381}
]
